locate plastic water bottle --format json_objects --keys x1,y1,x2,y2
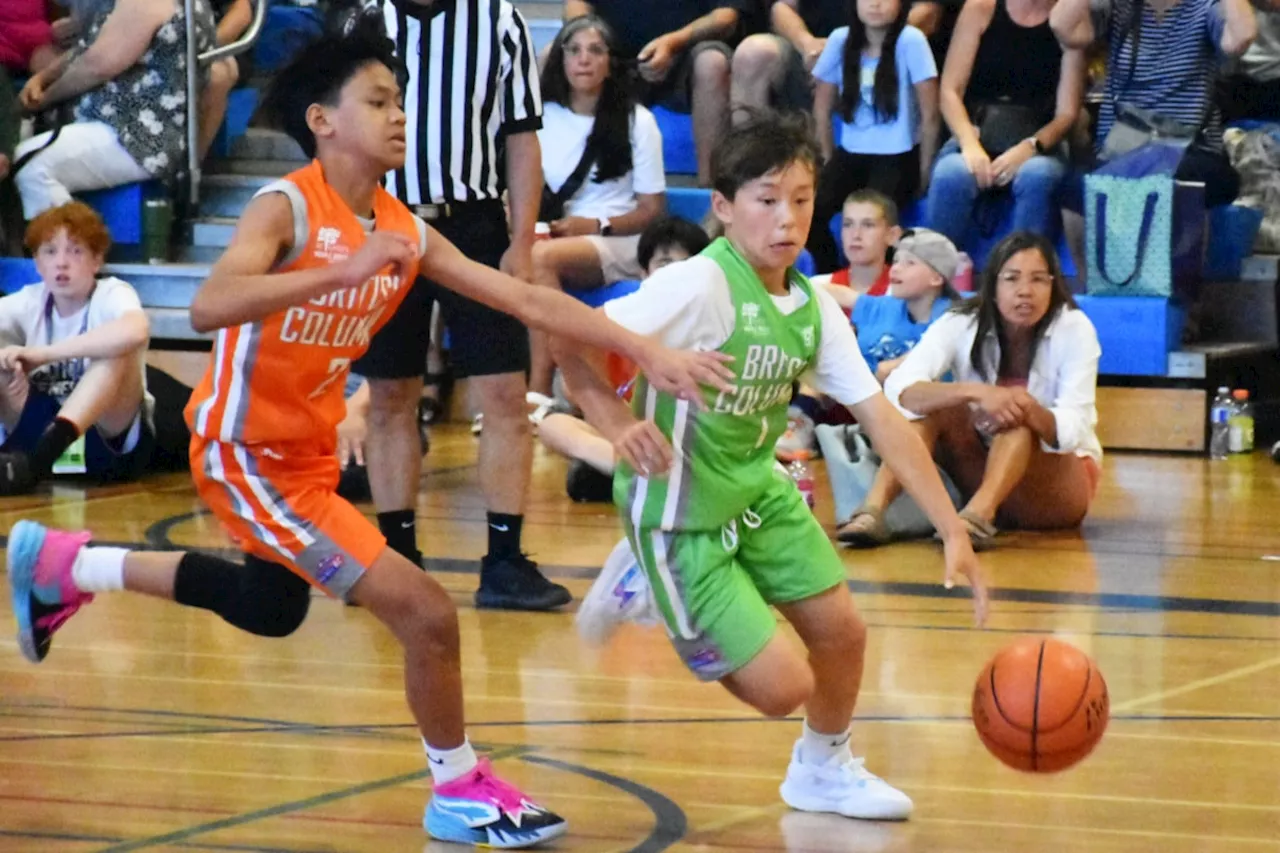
[
  {"x1": 788, "y1": 455, "x2": 816, "y2": 511},
  {"x1": 1209, "y1": 387, "x2": 1232, "y2": 460},
  {"x1": 1229, "y1": 389, "x2": 1254, "y2": 454}
]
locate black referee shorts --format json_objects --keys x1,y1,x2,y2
[{"x1": 353, "y1": 201, "x2": 530, "y2": 380}]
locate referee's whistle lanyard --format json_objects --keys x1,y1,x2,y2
[{"x1": 38, "y1": 286, "x2": 94, "y2": 388}]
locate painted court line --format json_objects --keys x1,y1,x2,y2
[{"x1": 1111, "y1": 653, "x2": 1280, "y2": 713}]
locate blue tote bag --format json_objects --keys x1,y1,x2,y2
[{"x1": 1085, "y1": 141, "x2": 1206, "y2": 302}]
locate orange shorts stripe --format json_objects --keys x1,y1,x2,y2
[{"x1": 190, "y1": 437, "x2": 386, "y2": 599}]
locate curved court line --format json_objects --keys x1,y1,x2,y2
[
  {"x1": 522, "y1": 754, "x2": 688, "y2": 853},
  {"x1": 7, "y1": 728, "x2": 682, "y2": 853}
]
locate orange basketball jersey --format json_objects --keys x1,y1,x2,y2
[{"x1": 186, "y1": 160, "x2": 420, "y2": 448}]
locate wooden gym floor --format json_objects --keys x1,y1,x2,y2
[{"x1": 1, "y1": 424, "x2": 1279, "y2": 853}]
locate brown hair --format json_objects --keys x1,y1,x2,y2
[{"x1": 24, "y1": 202, "x2": 112, "y2": 257}]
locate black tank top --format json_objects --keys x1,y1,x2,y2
[{"x1": 965, "y1": 0, "x2": 1063, "y2": 123}]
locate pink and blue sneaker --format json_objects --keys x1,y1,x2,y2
[
  {"x1": 6, "y1": 520, "x2": 93, "y2": 663},
  {"x1": 424, "y1": 757, "x2": 568, "y2": 848}
]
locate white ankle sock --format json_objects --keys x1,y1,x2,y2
[
  {"x1": 71, "y1": 547, "x2": 127, "y2": 593},
  {"x1": 801, "y1": 720, "x2": 853, "y2": 766},
  {"x1": 424, "y1": 737, "x2": 478, "y2": 785}
]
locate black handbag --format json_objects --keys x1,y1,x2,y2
[
  {"x1": 539, "y1": 137, "x2": 599, "y2": 222},
  {"x1": 974, "y1": 100, "x2": 1044, "y2": 158}
]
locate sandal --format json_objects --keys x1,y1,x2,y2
[
  {"x1": 935, "y1": 510, "x2": 999, "y2": 551},
  {"x1": 836, "y1": 506, "x2": 891, "y2": 549}
]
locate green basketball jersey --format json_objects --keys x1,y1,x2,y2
[{"x1": 615, "y1": 238, "x2": 823, "y2": 531}]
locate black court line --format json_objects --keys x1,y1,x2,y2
[
  {"x1": 523, "y1": 755, "x2": 687, "y2": 853},
  {"x1": 84, "y1": 744, "x2": 688, "y2": 853},
  {"x1": 127, "y1": 509, "x2": 1280, "y2": 616},
  {"x1": 0, "y1": 827, "x2": 331, "y2": 853}
]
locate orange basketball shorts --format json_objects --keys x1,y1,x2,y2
[{"x1": 190, "y1": 436, "x2": 386, "y2": 600}]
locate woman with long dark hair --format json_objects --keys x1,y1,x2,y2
[
  {"x1": 529, "y1": 15, "x2": 667, "y2": 397},
  {"x1": 806, "y1": 0, "x2": 941, "y2": 273},
  {"x1": 839, "y1": 231, "x2": 1102, "y2": 548}
]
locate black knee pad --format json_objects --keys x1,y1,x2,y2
[
  {"x1": 238, "y1": 556, "x2": 312, "y2": 637},
  {"x1": 174, "y1": 552, "x2": 311, "y2": 638}
]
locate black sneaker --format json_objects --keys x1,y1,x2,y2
[
  {"x1": 0, "y1": 453, "x2": 37, "y2": 496},
  {"x1": 566, "y1": 460, "x2": 614, "y2": 503},
  {"x1": 475, "y1": 554, "x2": 572, "y2": 611}
]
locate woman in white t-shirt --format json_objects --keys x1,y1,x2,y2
[
  {"x1": 0, "y1": 202, "x2": 151, "y2": 494},
  {"x1": 529, "y1": 14, "x2": 667, "y2": 396}
]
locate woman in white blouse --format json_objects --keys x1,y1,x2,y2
[
  {"x1": 529, "y1": 15, "x2": 666, "y2": 397},
  {"x1": 840, "y1": 231, "x2": 1102, "y2": 549}
]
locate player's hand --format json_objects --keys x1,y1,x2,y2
[
  {"x1": 960, "y1": 141, "x2": 994, "y2": 189},
  {"x1": 0, "y1": 153, "x2": 9, "y2": 182},
  {"x1": 990, "y1": 141, "x2": 1034, "y2": 188},
  {"x1": 340, "y1": 231, "x2": 418, "y2": 290},
  {"x1": 500, "y1": 240, "x2": 534, "y2": 283},
  {"x1": 942, "y1": 532, "x2": 990, "y2": 626},
  {"x1": 19, "y1": 74, "x2": 46, "y2": 113},
  {"x1": 335, "y1": 410, "x2": 367, "y2": 470},
  {"x1": 549, "y1": 217, "x2": 601, "y2": 238},
  {"x1": 637, "y1": 36, "x2": 678, "y2": 83},
  {"x1": 634, "y1": 343, "x2": 735, "y2": 411},
  {"x1": 613, "y1": 419, "x2": 674, "y2": 477}
]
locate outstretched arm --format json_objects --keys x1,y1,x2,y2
[
  {"x1": 420, "y1": 226, "x2": 734, "y2": 406},
  {"x1": 189, "y1": 193, "x2": 416, "y2": 333}
]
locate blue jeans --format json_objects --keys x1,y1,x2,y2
[{"x1": 925, "y1": 139, "x2": 1067, "y2": 246}]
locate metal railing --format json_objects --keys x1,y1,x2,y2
[{"x1": 184, "y1": 0, "x2": 271, "y2": 207}]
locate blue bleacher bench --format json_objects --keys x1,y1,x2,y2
[{"x1": 1076, "y1": 295, "x2": 1184, "y2": 377}]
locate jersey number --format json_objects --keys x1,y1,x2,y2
[
  {"x1": 309, "y1": 357, "x2": 350, "y2": 400},
  {"x1": 754, "y1": 415, "x2": 769, "y2": 450}
]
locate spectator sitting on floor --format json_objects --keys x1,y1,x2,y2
[
  {"x1": 538, "y1": 215, "x2": 710, "y2": 503},
  {"x1": 810, "y1": 189, "x2": 902, "y2": 307},
  {"x1": 838, "y1": 231, "x2": 1102, "y2": 550},
  {"x1": 805, "y1": 0, "x2": 940, "y2": 273},
  {"x1": 529, "y1": 15, "x2": 667, "y2": 399},
  {"x1": 0, "y1": 201, "x2": 153, "y2": 494},
  {"x1": 13, "y1": 0, "x2": 216, "y2": 219},
  {"x1": 561, "y1": 0, "x2": 756, "y2": 185}
]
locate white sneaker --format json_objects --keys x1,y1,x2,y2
[
  {"x1": 526, "y1": 391, "x2": 556, "y2": 425},
  {"x1": 779, "y1": 741, "x2": 913, "y2": 821},
  {"x1": 575, "y1": 538, "x2": 658, "y2": 646}
]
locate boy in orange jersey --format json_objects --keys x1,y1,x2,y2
[{"x1": 3, "y1": 26, "x2": 730, "y2": 850}]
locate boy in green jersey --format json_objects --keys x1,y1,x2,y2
[{"x1": 556, "y1": 114, "x2": 989, "y2": 822}]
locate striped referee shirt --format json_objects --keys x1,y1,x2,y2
[{"x1": 380, "y1": 0, "x2": 543, "y2": 204}]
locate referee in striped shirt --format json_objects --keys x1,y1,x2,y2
[{"x1": 354, "y1": 0, "x2": 572, "y2": 611}]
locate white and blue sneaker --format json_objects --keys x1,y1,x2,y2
[
  {"x1": 779, "y1": 740, "x2": 913, "y2": 821},
  {"x1": 424, "y1": 757, "x2": 567, "y2": 848},
  {"x1": 575, "y1": 538, "x2": 658, "y2": 646}
]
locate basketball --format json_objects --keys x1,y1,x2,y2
[{"x1": 972, "y1": 637, "x2": 1109, "y2": 773}]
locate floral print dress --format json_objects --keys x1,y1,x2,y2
[{"x1": 72, "y1": 0, "x2": 217, "y2": 179}]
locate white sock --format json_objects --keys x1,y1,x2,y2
[
  {"x1": 424, "y1": 737, "x2": 479, "y2": 785},
  {"x1": 70, "y1": 547, "x2": 127, "y2": 593},
  {"x1": 801, "y1": 720, "x2": 853, "y2": 766}
]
